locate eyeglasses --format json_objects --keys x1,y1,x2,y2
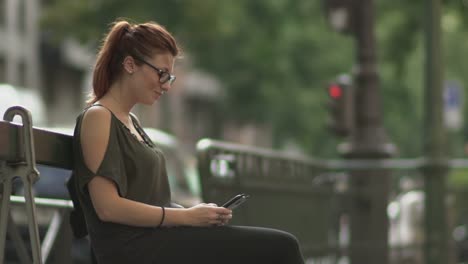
[{"x1": 134, "y1": 57, "x2": 176, "y2": 85}]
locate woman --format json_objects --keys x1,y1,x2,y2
[{"x1": 72, "y1": 19, "x2": 305, "y2": 264}]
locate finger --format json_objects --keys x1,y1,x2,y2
[
  {"x1": 222, "y1": 214, "x2": 232, "y2": 224},
  {"x1": 208, "y1": 214, "x2": 220, "y2": 224},
  {"x1": 215, "y1": 208, "x2": 232, "y2": 215},
  {"x1": 207, "y1": 203, "x2": 218, "y2": 207},
  {"x1": 211, "y1": 212, "x2": 220, "y2": 220},
  {"x1": 218, "y1": 213, "x2": 232, "y2": 221},
  {"x1": 213, "y1": 213, "x2": 225, "y2": 223}
]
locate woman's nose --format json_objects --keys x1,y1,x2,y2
[{"x1": 161, "y1": 82, "x2": 171, "y2": 92}]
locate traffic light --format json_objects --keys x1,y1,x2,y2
[{"x1": 326, "y1": 75, "x2": 354, "y2": 137}]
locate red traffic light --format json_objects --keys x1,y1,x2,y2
[
  {"x1": 328, "y1": 84, "x2": 343, "y2": 99},
  {"x1": 326, "y1": 77, "x2": 354, "y2": 137}
]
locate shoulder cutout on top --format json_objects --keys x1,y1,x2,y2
[{"x1": 80, "y1": 106, "x2": 113, "y2": 174}]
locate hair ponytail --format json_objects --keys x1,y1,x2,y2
[
  {"x1": 88, "y1": 21, "x2": 131, "y2": 105},
  {"x1": 87, "y1": 19, "x2": 180, "y2": 105}
]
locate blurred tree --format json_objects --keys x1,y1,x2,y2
[
  {"x1": 41, "y1": 0, "x2": 468, "y2": 158},
  {"x1": 377, "y1": 0, "x2": 468, "y2": 157},
  {"x1": 42, "y1": 0, "x2": 353, "y2": 156}
]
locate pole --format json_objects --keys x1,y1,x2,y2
[
  {"x1": 344, "y1": 0, "x2": 395, "y2": 263},
  {"x1": 423, "y1": 0, "x2": 449, "y2": 263},
  {"x1": 25, "y1": 0, "x2": 41, "y2": 91},
  {"x1": 6, "y1": 0, "x2": 20, "y2": 86}
]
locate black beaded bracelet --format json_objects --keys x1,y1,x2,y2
[{"x1": 157, "y1": 206, "x2": 165, "y2": 228}]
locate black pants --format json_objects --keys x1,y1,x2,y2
[{"x1": 94, "y1": 225, "x2": 305, "y2": 264}]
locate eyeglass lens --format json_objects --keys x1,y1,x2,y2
[{"x1": 160, "y1": 73, "x2": 175, "y2": 85}]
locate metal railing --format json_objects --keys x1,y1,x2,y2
[
  {"x1": 197, "y1": 138, "x2": 464, "y2": 264},
  {"x1": 0, "y1": 106, "x2": 74, "y2": 264},
  {"x1": 1, "y1": 106, "x2": 42, "y2": 263}
]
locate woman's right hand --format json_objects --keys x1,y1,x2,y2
[{"x1": 184, "y1": 203, "x2": 232, "y2": 227}]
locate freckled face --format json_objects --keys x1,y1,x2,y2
[{"x1": 134, "y1": 53, "x2": 175, "y2": 105}]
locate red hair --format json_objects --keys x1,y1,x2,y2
[{"x1": 88, "y1": 19, "x2": 180, "y2": 105}]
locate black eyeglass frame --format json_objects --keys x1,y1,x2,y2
[{"x1": 133, "y1": 57, "x2": 176, "y2": 85}]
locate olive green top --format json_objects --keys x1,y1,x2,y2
[{"x1": 72, "y1": 105, "x2": 171, "y2": 255}]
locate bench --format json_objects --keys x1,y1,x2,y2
[
  {"x1": 0, "y1": 106, "x2": 75, "y2": 264},
  {"x1": 196, "y1": 139, "x2": 337, "y2": 261}
]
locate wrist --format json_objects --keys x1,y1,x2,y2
[
  {"x1": 165, "y1": 207, "x2": 189, "y2": 226},
  {"x1": 156, "y1": 206, "x2": 165, "y2": 228}
]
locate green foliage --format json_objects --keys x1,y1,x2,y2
[
  {"x1": 377, "y1": 0, "x2": 468, "y2": 157},
  {"x1": 449, "y1": 168, "x2": 468, "y2": 223},
  {"x1": 41, "y1": 0, "x2": 354, "y2": 156},
  {"x1": 449, "y1": 169, "x2": 468, "y2": 188},
  {"x1": 41, "y1": 0, "x2": 468, "y2": 158}
]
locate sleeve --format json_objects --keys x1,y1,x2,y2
[{"x1": 73, "y1": 117, "x2": 128, "y2": 198}]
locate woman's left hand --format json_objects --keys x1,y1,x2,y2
[
  {"x1": 184, "y1": 203, "x2": 232, "y2": 227},
  {"x1": 207, "y1": 203, "x2": 232, "y2": 226}
]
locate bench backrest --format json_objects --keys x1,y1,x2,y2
[{"x1": 0, "y1": 121, "x2": 73, "y2": 169}]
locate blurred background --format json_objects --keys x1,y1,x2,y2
[
  {"x1": 2, "y1": 0, "x2": 468, "y2": 157},
  {"x1": 3, "y1": 0, "x2": 468, "y2": 263},
  {"x1": 1, "y1": 0, "x2": 467, "y2": 157}
]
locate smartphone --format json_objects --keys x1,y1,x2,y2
[{"x1": 222, "y1": 194, "x2": 250, "y2": 209}]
